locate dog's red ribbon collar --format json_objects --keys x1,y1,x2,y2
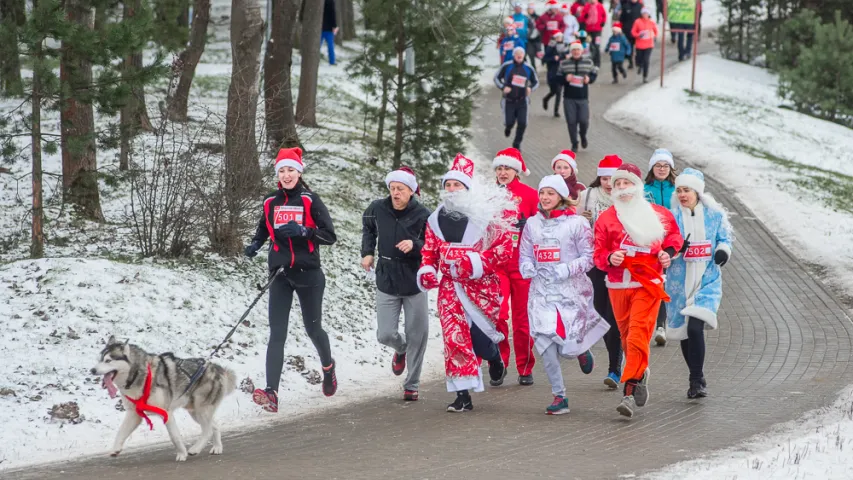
[{"x1": 125, "y1": 364, "x2": 169, "y2": 430}]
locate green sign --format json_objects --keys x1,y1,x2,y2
[{"x1": 667, "y1": 0, "x2": 696, "y2": 25}]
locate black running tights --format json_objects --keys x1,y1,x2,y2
[
  {"x1": 588, "y1": 267, "x2": 622, "y2": 375},
  {"x1": 267, "y1": 268, "x2": 333, "y2": 391},
  {"x1": 679, "y1": 316, "x2": 705, "y2": 381}
]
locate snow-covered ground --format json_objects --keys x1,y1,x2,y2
[
  {"x1": 605, "y1": 53, "x2": 853, "y2": 477},
  {"x1": 0, "y1": 0, "x2": 451, "y2": 471}
]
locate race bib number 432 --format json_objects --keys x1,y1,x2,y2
[
  {"x1": 274, "y1": 205, "x2": 303, "y2": 228},
  {"x1": 534, "y1": 245, "x2": 561, "y2": 263}
]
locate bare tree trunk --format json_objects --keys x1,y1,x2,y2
[
  {"x1": 166, "y1": 0, "x2": 211, "y2": 122},
  {"x1": 0, "y1": 0, "x2": 25, "y2": 96},
  {"x1": 342, "y1": 0, "x2": 355, "y2": 40},
  {"x1": 31, "y1": 31, "x2": 44, "y2": 259},
  {"x1": 94, "y1": 2, "x2": 108, "y2": 31},
  {"x1": 295, "y1": 0, "x2": 323, "y2": 127},
  {"x1": 61, "y1": 0, "x2": 103, "y2": 221},
  {"x1": 392, "y1": 17, "x2": 405, "y2": 169},
  {"x1": 119, "y1": 0, "x2": 154, "y2": 170},
  {"x1": 264, "y1": 0, "x2": 300, "y2": 150},
  {"x1": 220, "y1": 0, "x2": 263, "y2": 254},
  {"x1": 376, "y1": 70, "x2": 388, "y2": 155},
  {"x1": 334, "y1": 0, "x2": 343, "y2": 46}
]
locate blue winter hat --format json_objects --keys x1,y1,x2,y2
[
  {"x1": 675, "y1": 168, "x2": 705, "y2": 195},
  {"x1": 648, "y1": 148, "x2": 674, "y2": 171}
]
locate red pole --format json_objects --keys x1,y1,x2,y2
[
  {"x1": 660, "y1": 0, "x2": 667, "y2": 87},
  {"x1": 690, "y1": 0, "x2": 699, "y2": 91}
]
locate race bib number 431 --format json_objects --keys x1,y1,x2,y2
[{"x1": 274, "y1": 206, "x2": 303, "y2": 228}]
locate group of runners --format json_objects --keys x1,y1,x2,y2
[
  {"x1": 246, "y1": 145, "x2": 733, "y2": 419},
  {"x1": 495, "y1": 0, "x2": 666, "y2": 152}
]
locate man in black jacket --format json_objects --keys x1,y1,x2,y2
[
  {"x1": 321, "y1": 0, "x2": 338, "y2": 65},
  {"x1": 559, "y1": 41, "x2": 598, "y2": 152},
  {"x1": 361, "y1": 167, "x2": 431, "y2": 401},
  {"x1": 494, "y1": 47, "x2": 540, "y2": 151}
]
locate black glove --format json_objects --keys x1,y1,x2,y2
[
  {"x1": 714, "y1": 249, "x2": 729, "y2": 267},
  {"x1": 278, "y1": 220, "x2": 308, "y2": 238},
  {"x1": 515, "y1": 215, "x2": 528, "y2": 230},
  {"x1": 244, "y1": 241, "x2": 262, "y2": 258},
  {"x1": 679, "y1": 233, "x2": 692, "y2": 254}
]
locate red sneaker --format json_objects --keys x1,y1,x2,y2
[
  {"x1": 252, "y1": 388, "x2": 278, "y2": 413},
  {"x1": 392, "y1": 352, "x2": 406, "y2": 376},
  {"x1": 404, "y1": 390, "x2": 419, "y2": 401},
  {"x1": 322, "y1": 360, "x2": 337, "y2": 397}
]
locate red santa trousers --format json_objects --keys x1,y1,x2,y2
[
  {"x1": 609, "y1": 287, "x2": 661, "y2": 383},
  {"x1": 497, "y1": 270, "x2": 535, "y2": 376}
]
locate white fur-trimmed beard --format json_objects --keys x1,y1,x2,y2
[
  {"x1": 612, "y1": 184, "x2": 665, "y2": 247},
  {"x1": 440, "y1": 176, "x2": 516, "y2": 237}
]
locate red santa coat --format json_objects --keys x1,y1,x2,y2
[
  {"x1": 502, "y1": 178, "x2": 540, "y2": 274},
  {"x1": 593, "y1": 204, "x2": 683, "y2": 293},
  {"x1": 417, "y1": 206, "x2": 514, "y2": 392},
  {"x1": 536, "y1": 12, "x2": 566, "y2": 45}
]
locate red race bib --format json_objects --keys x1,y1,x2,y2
[
  {"x1": 514, "y1": 21, "x2": 524, "y2": 29},
  {"x1": 504, "y1": 40, "x2": 515, "y2": 51},
  {"x1": 569, "y1": 75, "x2": 584, "y2": 87},
  {"x1": 511, "y1": 74, "x2": 527, "y2": 87},
  {"x1": 546, "y1": 20, "x2": 558, "y2": 30},
  {"x1": 609, "y1": 42, "x2": 620, "y2": 52},
  {"x1": 534, "y1": 245, "x2": 561, "y2": 263},
  {"x1": 441, "y1": 243, "x2": 473, "y2": 264},
  {"x1": 274, "y1": 205, "x2": 304, "y2": 228},
  {"x1": 639, "y1": 29, "x2": 652, "y2": 40},
  {"x1": 684, "y1": 240, "x2": 713, "y2": 262},
  {"x1": 619, "y1": 234, "x2": 651, "y2": 257}
]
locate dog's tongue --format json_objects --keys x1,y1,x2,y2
[{"x1": 102, "y1": 372, "x2": 118, "y2": 399}]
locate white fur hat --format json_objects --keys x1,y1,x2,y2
[{"x1": 538, "y1": 174, "x2": 570, "y2": 199}]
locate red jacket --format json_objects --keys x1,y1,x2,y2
[
  {"x1": 536, "y1": 12, "x2": 566, "y2": 45},
  {"x1": 593, "y1": 204, "x2": 683, "y2": 290},
  {"x1": 580, "y1": 2, "x2": 607, "y2": 33},
  {"x1": 502, "y1": 178, "x2": 539, "y2": 273}
]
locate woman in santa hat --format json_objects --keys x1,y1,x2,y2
[
  {"x1": 244, "y1": 147, "x2": 338, "y2": 413},
  {"x1": 550, "y1": 149, "x2": 586, "y2": 200},
  {"x1": 578, "y1": 155, "x2": 623, "y2": 389},
  {"x1": 417, "y1": 153, "x2": 516, "y2": 412},
  {"x1": 665, "y1": 168, "x2": 733, "y2": 399},
  {"x1": 519, "y1": 174, "x2": 610, "y2": 415}
]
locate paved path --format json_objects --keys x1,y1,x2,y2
[{"x1": 10, "y1": 40, "x2": 853, "y2": 480}]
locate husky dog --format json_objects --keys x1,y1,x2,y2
[{"x1": 91, "y1": 336, "x2": 237, "y2": 461}]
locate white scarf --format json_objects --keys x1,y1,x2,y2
[{"x1": 680, "y1": 202, "x2": 708, "y2": 306}]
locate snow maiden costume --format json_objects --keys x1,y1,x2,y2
[
  {"x1": 417, "y1": 154, "x2": 516, "y2": 412},
  {"x1": 665, "y1": 168, "x2": 733, "y2": 399},
  {"x1": 519, "y1": 175, "x2": 609, "y2": 415}
]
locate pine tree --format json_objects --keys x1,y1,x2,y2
[
  {"x1": 349, "y1": 0, "x2": 489, "y2": 185},
  {"x1": 0, "y1": 0, "x2": 25, "y2": 96}
]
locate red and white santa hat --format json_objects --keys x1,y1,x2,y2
[
  {"x1": 612, "y1": 22, "x2": 623, "y2": 32},
  {"x1": 539, "y1": 174, "x2": 570, "y2": 199},
  {"x1": 551, "y1": 30, "x2": 564, "y2": 39},
  {"x1": 570, "y1": 41, "x2": 584, "y2": 51},
  {"x1": 560, "y1": 2, "x2": 570, "y2": 12},
  {"x1": 385, "y1": 166, "x2": 420, "y2": 195},
  {"x1": 442, "y1": 153, "x2": 475, "y2": 190},
  {"x1": 275, "y1": 147, "x2": 304, "y2": 173},
  {"x1": 551, "y1": 149, "x2": 577, "y2": 172},
  {"x1": 611, "y1": 163, "x2": 644, "y2": 187},
  {"x1": 597, "y1": 154, "x2": 623, "y2": 177},
  {"x1": 546, "y1": 0, "x2": 559, "y2": 8},
  {"x1": 492, "y1": 147, "x2": 530, "y2": 176}
]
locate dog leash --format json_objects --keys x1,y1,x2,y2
[{"x1": 178, "y1": 266, "x2": 285, "y2": 398}]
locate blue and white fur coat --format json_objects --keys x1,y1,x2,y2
[{"x1": 665, "y1": 194, "x2": 734, "y2": 341}]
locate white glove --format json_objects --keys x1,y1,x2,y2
[{"x1": 554, "y1": 263, "x2": 570, "y2": 280}]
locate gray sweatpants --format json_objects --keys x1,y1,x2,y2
[
  {"x1": 541, "y1": 342, "x2": 566, "y2": 397},
  {"x1": 563, "y1": 98, "x2": 590, "y2": 147},
  {"x1": 376, "y1": 290, "x2": 429, "y2": 391}
]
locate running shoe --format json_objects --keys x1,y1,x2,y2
[
  {"x1": 654, "y1": 327, "x2": 667, "y2": 346},
  {"x1": 252, "y1": 387, "x2": 278, "y2": 413},
  {"x1": 322, "y1": 360, "x2": 337, "y2": 397},
  {"x1": 488, "y1": 360, "x2": 507, "y2": 386},
  {"x1": 604, "y1": 371, "x2": 620, "y2": 389},
  {"x1": 392, "y1": 351, "x2": 406, "y2": 376},
  {"x1": 447, "y1": 393, "x2": 473, "y2": 413},
  {"x1": 634, "y1": 368, "x2": 650, "y2": 407},
  {"x1": 546, "y1": 396, "x2": 570, "y2": 415},
  {"x1": 617, "y1": 395, "x2": 636, "y2": 418},
  {"x1": 404, "y1": 389, "x2": 419, "y2": 401},
  {"x1": 578, "y1": 350, "x2": 594, "y2": 375},
  {"x1": 518, "y1": 374, "x2": 534, "y2": 386}
]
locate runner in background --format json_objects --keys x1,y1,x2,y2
[
  {"x1": 558, "y1": 41, "x2": 598, "y2": 152},
  {"x1": 631, "y1": 7, "x2": 658, "y2": 83},
  {"x1": 579, "y1": 0, "x2": 607, "y2": 67},
  {"x1": 499, "y1": 25, "x2": 526, "y2": 64},
  {"x1": 519, "y1": 175, "x2": 610, "y2": 415},
  {"x1": 542, "y1": 31, "x2": 570, "y2": 118},
  {"x1": 562, "y1": 3, "x2": 580, "y2": 41},
  {"x1": 536, "y1": 0, "x2": 566, "y2": 46},
  {"x1": 618, "y1": 0, "x2": 643, "y2": 69},
  {"x1": 492, "y1": 148, "x2": 540, "y2": 386},
  {"x1": 606, "y1": 22, "x2": 632, "y2": 83},
  {"x1": 527, "y1": 2, "x2": 544, "y2": 69},
  {"x1": 579, "y1": 155, "x2": 623, "y2": 389},
  {"x1": 644, "y1": 148, "x2": 677, "y2": 346},
  {"x1": 494, "y1": 47, "x2": 539, "y2": 151},
  {"x1": 666, "y1": 168, "x2": 733, "y2": 400},
  {"x1": 498, "y1": 16, "x2": 515, "y2": 63}
]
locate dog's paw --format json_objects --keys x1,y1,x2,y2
[
  {"x1": 110, "y1": 450, "x2": 121, "y2": 457},
  {"x1": 209, "y1": 444, "x2": 223, "y2": 455},
  {"x1": 175, "y1": 451, "x2": 188, "y2": 462},
  {"x1": 187, "y1": 444, "x2": 203, "y2": 456}
]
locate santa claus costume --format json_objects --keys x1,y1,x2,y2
[
  {"x1": 417, "y1": 154, "x2": 516, "y2": 412},
  {"x1": 665, "y1": 168, "x2": 733, "y2": 399},
  {"x1": 520, "y1": 175, "x2": 610, "y2": 415},
  {"x1": 492, "y1": 147, "x2": 540, "y2": 386},
  {"x1": 593, "y1": 163, "x2": 683, "y2": 418}
]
